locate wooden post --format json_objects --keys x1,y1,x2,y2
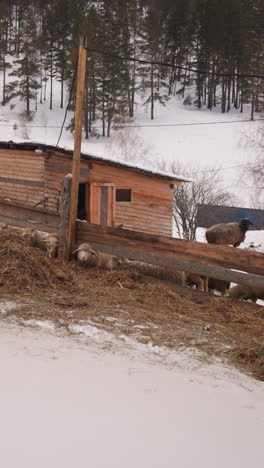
[
  {"x1": 58, "y1": 174, "x2": 72, "y2": 261},
  {"x1": 67, "y1": 37, "x2": 87, "y2": 259}
]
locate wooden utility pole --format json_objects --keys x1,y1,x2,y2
[
  {"x1": 67, "y1": 37, "x2": 87, "y2": 259},
  {"x1": 58, "y1": 174, "x2": 72, "y2": 261}
]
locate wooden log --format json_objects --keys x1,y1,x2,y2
[
  {"x1": 58, "y1": 174, "x2": 72, "y2": 261},
  {"x1": 76, "y1": 222, "x2": 264, "y2": 287}
]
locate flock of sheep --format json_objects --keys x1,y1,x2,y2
[{"x1": 0, "y1": 217, "x2": 262, "y2": 303}]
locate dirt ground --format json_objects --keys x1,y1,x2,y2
[{"x1": 0, "y1": 230, "x2": 263, "y2": 380}]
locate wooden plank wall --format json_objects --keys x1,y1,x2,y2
[
  {"x1": 76, "y1": 221, "x2": 264, "y2": 289},
  {"x1": 44, "y1": 151, "x2": 90, "y2": 215},
  {"x1": 91, "y1": 161, "x2": 175, "y2": 236},
  {"x1": 0, "y1": 149, "x2": 45, "y2": 208},
  {"x1": 0, "y1": 201, "x2": 59, "y2": 232}
]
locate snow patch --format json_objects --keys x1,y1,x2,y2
[
  {"x1": 23, "y1": 319, "x2": 56, "y2": 330},
  {"x1": 0, "y1": 301, "x2": 20, "y2": 315},
  {"x1": 69, "y1": 323, "x2": 115, "y2": 342}
]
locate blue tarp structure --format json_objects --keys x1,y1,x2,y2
[{"x1": 197, "y1": 204, "x2": 264, "y2": 229}]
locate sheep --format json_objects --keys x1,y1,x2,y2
[
  {"x1": 73, "y1": 242, "x2": 96, "y2": 265},
  {"x1": 121, "y1": 259, "x2": 186, "y2": 286},
  {"x1": 73, "y1": 243, "x2": 121, "y2": 271},
  {"x1": 227, "y1": 284, "x2": 264, "y2": 303},
  {"x1": 21, "y1": 228, "x2": 59, "y2": 259},
  {"x1": 185, "y1": 273, "x2": 208, "y2": 292},
  {"x1": 208, "y1": 278, "x2": 230, "y2": 295},
  {"x1": 42, "y1": 232, "x2": 59, "y2": 259},
  {"x1": 115, "y1": 259, "x2": 212, "y2": 291},
  {"x1": 0, "y1": 222, "x2": 8, "y2": 231},
  {"x1": 95, "y1": 251, "x2": 122, "y2": 271},
  {"x1": 205, "y1": 218, "x2": 253, "y2": 247}
]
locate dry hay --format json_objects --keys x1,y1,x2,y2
[
  {"x1": 0, "y1": 229, "x2": 75, "y2": 292},
  {"x1": 229, "y1": 346, "x2": 264, "y2": 381}
]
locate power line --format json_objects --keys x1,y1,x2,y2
[
  {"x1": 195, "y1": 162, "x2": 257, "y2": 173},
  {"x1": 112, "y1": 118, "x2": 264, "y2": 129},
  {"x1": 1, "y1": 123, "x2": 62, "y2": 128},
  {"x1": 85, "y1": 46, "x2": 264, "y2": 80},
  {"x1": 2, "y1": 117, "x2": 262, "y2": 130},
  {"x1": 165, "y1": 162, "x2": 258, "y2": 177}
]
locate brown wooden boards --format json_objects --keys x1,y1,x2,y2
[
  {"x1": 76, "y1": 221, "x2": 264, "y2": 287},
  {"x1": 89, "y1": 183, "x2": 115, "y2": 226},
  {"x1": 91, "y1": 161, "x2": 174, "y2": 236}
]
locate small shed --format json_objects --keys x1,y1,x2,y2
[{"x1": 0, "y1": 142, "x2": 190, "y2": 237}]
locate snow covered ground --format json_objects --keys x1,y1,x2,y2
[{"x1": 0, "y1": 320, "x2": 263, "y2": 468}]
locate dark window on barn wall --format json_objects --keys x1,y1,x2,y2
[{"x1": 116, "y1": 188, "x2": 132, "y2": 202}]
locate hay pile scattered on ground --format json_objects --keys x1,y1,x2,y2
[
  {"x1": 0, "y1": 230, "x2": 76, "y2": 292},
  {"x1": 230, "y1": 346, "x2": 264, "y2": 381}
]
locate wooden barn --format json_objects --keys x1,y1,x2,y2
[{"x1": 0, "y1": 141, "x2": 190, "y2": 237}]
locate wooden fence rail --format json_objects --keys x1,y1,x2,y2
[
  {"x1": 0, "y1": 200, "x2": 59, "y2": 233},
  {"x1": 77, "y1": 221, "x2": 264, "y2": 289}
]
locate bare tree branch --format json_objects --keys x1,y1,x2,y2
[
  {"x1": 168, "y1": 162, "x2": 237, "y2": 240},
  {"x1": 243, "y1": 122, "x2": 264, "y2": 208}
]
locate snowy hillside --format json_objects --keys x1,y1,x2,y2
[{"x1": 0, "y1": 75, "x2": 261, "y2": 207}]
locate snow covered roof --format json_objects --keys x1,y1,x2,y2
[{"x1": 0, "y1": 141, "x2": 193, "y2": 183}]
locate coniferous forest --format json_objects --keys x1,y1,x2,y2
[{"x1": 0, "y1": 0, "x2": 263, "y2": 137}]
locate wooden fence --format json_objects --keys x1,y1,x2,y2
[
  {"x1": 1, "y1": 198, "x2": 264, "y2": 290},
  {"x1": 0, "y1": 199, "x2": 59, "y2": 233},
  {"x1": 77, "y1": 221, "x2": 264, "y2": 289}
]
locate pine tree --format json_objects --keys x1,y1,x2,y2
[
  {"x1": 41, "y1": 2, "x2": 59, "y2": 110},
  {"x1": 6, "y1": 7, "x2": 40, "y2": 116},
  {"x1": 139, "y1": 6, "x2": 167, "y2": 119},
  {"x1": 0, "y1": 0, "x2": 11, "y2": 105},
  {"x1": 53, "y1": 0, "x2": 72, "y2": 108}
]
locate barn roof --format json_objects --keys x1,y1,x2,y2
[{"x1": 0, "y1": 141, "x2": 193, "y2": 183}]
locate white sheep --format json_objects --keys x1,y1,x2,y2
[
  {"x1": 227, "y1": 284, "x2": 264, "y2": 302},
  {"x1": 73, "y1": 243, "x2": 97, "y2": 265},
  {"x1": 21, "y1": 228, "x2": 59, "y2": 259},
  {"x1": 185, "y1": 273, "x2": 208, "y2": 292},
  {"x1": 205, "y1": 218, "x2": 253, "y2": 247},
  {"x1": 73, "y1": 243, "x2": 121, "y2": 271},
  {"x1": 0, "y1": 222, "x2": 8, "y2": 231}
]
